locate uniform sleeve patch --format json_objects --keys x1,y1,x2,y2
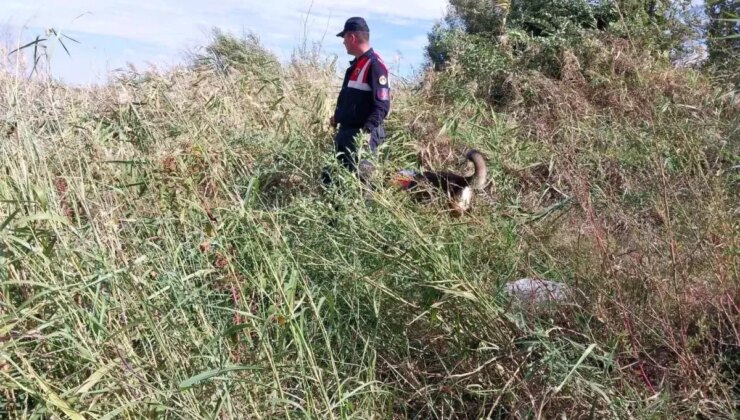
[{"x1": 377, "y1": 88, "x2": 390, "y2": 101}]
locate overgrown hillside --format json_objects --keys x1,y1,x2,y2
[{"x1": 0, "y1": 9, "x2": 738, "y2": 419}]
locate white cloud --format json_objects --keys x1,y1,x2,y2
[
  {"x1": 2, "y1": 1, "x2": 447, "y2": 48},
  {"x1": 398, "y1": 35, "x2": 430, "y2": 50},
  {"x1": 2, "y1": 0, "x2": 448, "y2": 84}
]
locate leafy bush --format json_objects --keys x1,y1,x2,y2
[
  {"x1": 189, "y1": 27, "x2": 282, "y2": 78},
  {"x1": 426, "y1": 0, "x2": 700, "y2": 73},
  {"x1": 704, "y1": 3, "x2": 740, "y2": 86}
]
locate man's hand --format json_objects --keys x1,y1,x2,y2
[
  {"x1": 329, "y1": 115, "x2": 337, "y2": 128},
  {"x1": 352, "y1": 130, "x2": 374, "y2": 153},
  {"x1": 357, "y1": 129, "x2": 372, "y2": 149}
]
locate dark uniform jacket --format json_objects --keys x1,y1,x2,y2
[{"x1": 333, "y1": 48, "x2": 391, "y2": 133}]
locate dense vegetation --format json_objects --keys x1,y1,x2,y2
[{"x1": 1, "y1": 1, "x2": 737, "y2": 418}]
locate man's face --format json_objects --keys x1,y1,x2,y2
[{"x1": 342, "y1": 33, "x2": 355, "y2": 54}]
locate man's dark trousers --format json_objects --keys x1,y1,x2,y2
[
  {"x1": 322, "y1": 125, "x2": 385, "y2": 186},
  {"x1": 334, "y1": 125, "x2": 385, "y2": 172}
]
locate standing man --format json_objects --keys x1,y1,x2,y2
[{"x1": 324, "y1": 17, "x2": 391, "y2": 185}]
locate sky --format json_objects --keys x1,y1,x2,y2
[{"x1": 1, "y1": 0, "x2": 450, "y2": 86}]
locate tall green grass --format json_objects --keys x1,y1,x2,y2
[{"x1": 0, "y1": 29, "x2": 738, "y2": 419}]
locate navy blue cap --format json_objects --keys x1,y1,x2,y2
[{"x1": 336, "y1": 17, "x2": 370, "y2": 37}]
